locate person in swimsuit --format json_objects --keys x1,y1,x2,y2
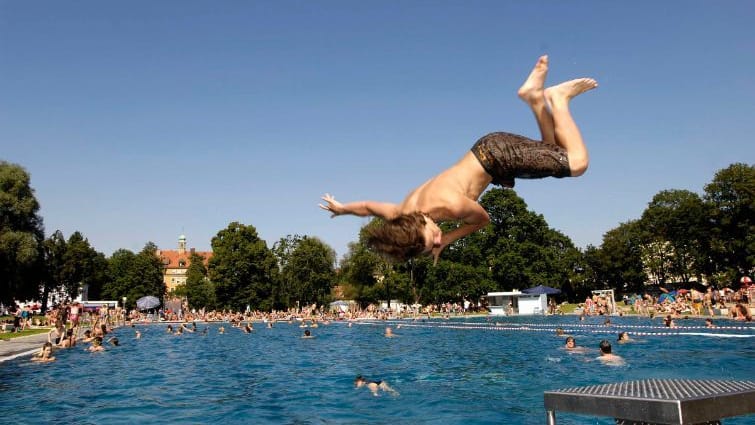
[
  {"x1": 354, "y1": 375, "x2": 399, "y2": 396},
  {"x1": 320, "y1": 55, "x2": 597, "y2": 262},
  {"x1": 597, "y1": 340, "x2": 625, "y2": 365},
  {"x1": 32, "y1": 342, "x2": 56, "y2": 363}
]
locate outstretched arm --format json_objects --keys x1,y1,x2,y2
[
  {"x1": 319, "y1": 194, "x2": 400, "y2": 220},
  {"x1": 432, "y1": 201, "x2": 490, "y2": 264}
]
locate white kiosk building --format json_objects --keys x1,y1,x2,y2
[{"x1": 487, "y1": 290, "x2": 547, "y2": 316}]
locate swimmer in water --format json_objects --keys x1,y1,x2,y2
[
  {"x1": 320, "y1": 55, "x2": 597, "y2": 263},
  {"x1": 563, "y1": 336, "x2": 587, "y2": 353},
  {"x1": 355, "y1": 375, "x2": 399, "y2": 396},
  {"x1": 32, "y1": 342, "x2": 56, "y2": 363},
  {"x1": 597, "y1": 340, "x2": 625, "y2": 365},
  {"x1": 89, "y1": 337, "x2": 105, "y2": 352},
  {"x1": 302, "y1": 329, "x2": 314, "y2": 339},
  {"x1": 617, "y1": 332, "x2": 631, "y2": 343},
  {"x1": 384, "y1": 327, "x2": 396, "y2": 338}
]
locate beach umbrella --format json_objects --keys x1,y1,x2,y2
[
  {"x1": 522, "y1": 285, "x2": 561, "y2": 295},
  {"x1": 136, "y1": 296, "x2": 161, "y2": 310}
]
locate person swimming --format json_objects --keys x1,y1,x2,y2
[
  {"x1": 563, "y1": 336, "x2": 586, "y2": 353},
  {"x1": 597, "y1": 340, "x2": 625, "y2": 365},
  {"x1": 302, "y1": 329, "x2": 314, "y2": 339},
  {"x1": 354, "y1": 375, "x2": 399, "y2": 396}
]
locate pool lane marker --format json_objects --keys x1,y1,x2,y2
[
  {"x1": 368, "y1": 319, "x2": 755, "y2": 331},
  {"x1": 357, "y1": 321, "x2": 755, "y2": 338}
]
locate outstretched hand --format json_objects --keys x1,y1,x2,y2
[{"x1": 319, "y1": 193, "x2": 344, "y2": 218}]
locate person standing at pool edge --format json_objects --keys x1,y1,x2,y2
[{"x1": 320, "y1": 55, "x2": 597, "y2": 263}]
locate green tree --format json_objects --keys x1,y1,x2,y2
[
  {"x1": 103, "y1": 249, "x2": 138, "y2": 304},
  {"x1": 0, "y1": 161, "x2": 45, "y2": 305},
  {"x1": 704, "y1": 163, "x2": 755, "y2": 283},
  {"x1": 42, "y1": 230, "x2": 67, "y2": 310},
  {"x1": 208, "y1": 222, "x2": 278, "y2": 311},
  {"x1": 597, "y1": 220, "x2": 646, "y2": 292},
  {"x1": 338, "y1": 240, "x2": 382, "y2": 307},
  {"x1": 272, "y1": 234, "x2": 305, "y2": 308},
  {"x1": 478, "y1": 188, "x2": 577, "y2": 293},
  {"x1": 185, "y1": 252, "x2": 215, "y2": 310},
  {"x1": 283, "y1": 237, "x2": 336, "y2": 308},
  {"x1": 640, "y1": 190, "x2": 709, "y2": 284},
  {"x1": 60, "y1": 231, "x2": 109, "y2": 300},
  {"x1": 103, "y1": 242, "x2": 165, "y2": 310}
]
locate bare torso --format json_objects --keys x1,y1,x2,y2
[{"x1": 398, "y1": 152, "x2": 492, "y2": 221}]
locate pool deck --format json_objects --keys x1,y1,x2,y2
[{"x1": 0, "y1": 332, "x2": 50, "y2": 363}]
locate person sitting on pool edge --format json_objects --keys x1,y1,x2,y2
[
  {"x1": 354, "y1": 375, "x2": 399, "y2": 396},
  {"x1": 320, "y1": 55, "x2": 598, "y2": 263}
]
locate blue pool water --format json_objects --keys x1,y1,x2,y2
[{"x1": 1, "y1": 315, "x2": 753, "y2": 424}]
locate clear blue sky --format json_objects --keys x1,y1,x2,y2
[{"x1": 2, "y1": 1, "x2": 754, "y2": 261}]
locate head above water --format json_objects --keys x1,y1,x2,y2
[
  {"x1": 599, "y1": 340, "x2": 612, "y2": 354},
  {"x1": 365, "y1": 212, "x2": 441, "y2": 262}
]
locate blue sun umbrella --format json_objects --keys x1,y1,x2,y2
[{"x1": 522, "y1": 285, "x2": 561, "y2": 295}]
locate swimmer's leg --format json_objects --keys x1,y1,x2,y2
[
  {"x1": 518, "y1": 55, "x2": 555, "y2": 145},
  {"x1": 545, "y1": 78, "x2": 598, "y2": 176},
  {"x1": 379, "y1": 382, "x2": 400, "y2": 396}
]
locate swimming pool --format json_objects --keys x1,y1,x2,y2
[{"x1": 1, "y1": 315, "x2": 753, "y2": 424}]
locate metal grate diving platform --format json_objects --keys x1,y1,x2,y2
[{"x1": 544, "y1": 379, "x2": 755, "y2": 424}]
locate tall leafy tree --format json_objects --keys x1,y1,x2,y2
[
  {"x1": 0, "y1": 161, "x2": 45, "y2": 305},
  {"x1": 208, "y1": 222, "x2": 278, "y2": 311},
  {"x1": 283, "y1": 236, "x2": 336, "y2": 308},
  {"x1": 103, "y1": 242, "x2": 165, "y2": 310},
  {"x1": 597, "y1": 220, "x2": 646, "y2": 292},
  {"x1": 704, "y1": 163, "x2": 755, "y2": 283},
  {"x1": 61, "y1": 231, "x2": 108, "y2": 300},
  {"x1": 478, "y1": 188, "x2": 576, "y2": 292},
  {"x1": 640, "y1": 189, "x2": 709, "y2": 284},
  {"x1": 103, "y1": 249, "x2": 137, "y2": 304},
  {"x1": 136, "y1": 242, "x2": 167, "y2": 303},
  {"x1": 273, "y1": 234, "x2": 305, "y2": 308},
  {"x1": 185, "y1": 252, "x2": 215, "y2": 310},
  {"x1": 338, "y1": 240, "x2": 382, "y2": 307},
  {"x1": 42, "y1": 230, "x2": 67, "y2": 309}
]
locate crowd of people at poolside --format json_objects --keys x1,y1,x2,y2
[
  {"x1": 31, "y1": 302, "x2": 124, "y2": 362},
  {"x1": 579, "y1": 286, "x2": 753, "y2": 322}
]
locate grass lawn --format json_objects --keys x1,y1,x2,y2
[{"x1": 0, "y1": 328, "x2": 49, "y2": 340}]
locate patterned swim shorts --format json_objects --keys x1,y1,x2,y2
[{"x1": 470, "y1": 132, "x2": 571, "y2": 188}]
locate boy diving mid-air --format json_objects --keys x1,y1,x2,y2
[{"x1": 320, "y1": 56, "x2": 597, "y2": 263}]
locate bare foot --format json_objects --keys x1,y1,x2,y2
[
  {"x1": 545, "y1": 78, "x2": 598, "y2": 106},
  {"x1": 518, "y1": 55, "x2": 548, "y2": 104}
]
